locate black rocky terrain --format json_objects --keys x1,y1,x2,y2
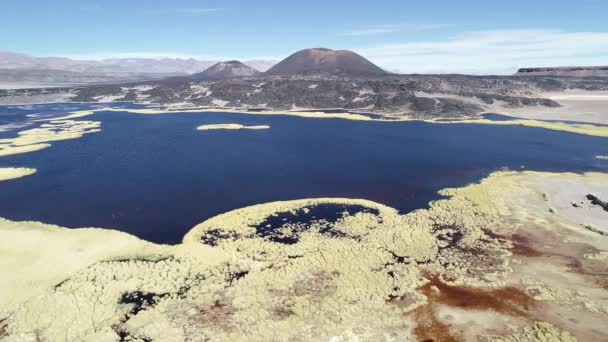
[{"x1": 3, "y1": 73, "x2": 608, "y2": 118}]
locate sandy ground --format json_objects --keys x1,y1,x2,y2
[
  {"x1": 492, "y1": 91, "x2": 608, "y2": 125},
  {"x1": 0, "y1": 171, "x2": 606, "y2": 341},
  {"x1": 0, "y1": 83, "x2": 81, "y2": 90}
]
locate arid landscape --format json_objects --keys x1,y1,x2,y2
[{"x1": 1, "y1": 1, "x2": 607, "y2": 341}]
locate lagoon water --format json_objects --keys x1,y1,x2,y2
[{"x1": 1, "y1": 104, "x2": 607, "y2": 243}]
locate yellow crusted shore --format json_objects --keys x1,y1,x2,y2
[
  {"x1": 196, "y1": 124, "x2": 270, "y2": 131},
  {"x1": 0, "y1": 109, "x2": 102, "y2": 158},
  {"x1": 0, "y1": 167, "x2": 36, "y2": 181},
  {"x1": 106, "y1": 106, "x2": 376, "y2": 121},
  {"x1": 425, "y1": 117, "x2": 608, "y2": 138},
  {"x1": 1, "y1": 171, "x2": 606, "y2": 341},
  {"x1": 78, "y1": 106, "x2": 608, "y2": 138}
]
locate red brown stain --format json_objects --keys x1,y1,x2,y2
[
  {"x1": 411, "y1": 275, "x2": 535, "y2": 342},
  {"x1": 507, "y1": 231, "x2": 608, "y2": 289},
  {"x1": 272, "y1": 305, "x2": 295, "y2": 320},
  {"x1": 562, "y1": 256, "x2": 608, "y2": 289},
  {"x1": 421, "y1": 275, "x2": 534, "y2": 316},
  {"x1": 195, "y1": 300, "x2": 235, "y2": 328},
  {"x1": 0, "y1": 320, "x2": 7, "y2": 338},
  {"x1": 510, "y1": 233, "x2": 544, "y2": 257},
  {"x1": 481, "y1": 228, "x2": 502, "y2": 240},
  {"x1": 413, "y1": 304, "x2": 462, "y2": 342},
  {"x1": 480, "y1": 229, "x2": 543, "y2": 257}
]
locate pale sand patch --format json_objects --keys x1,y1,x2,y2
[
  {"x1": 40, "y1": 109, "x2": 97, "y2": 121},
  {"x1": 4, "y1": 171, "x2": 606, "y2": 340},
  {"x1": 489, "y1": 90, "x2": 608, "y2": 125},
  {"x1": 196, "y1": 124, "x2": 270, "y2": 131},
  {"x1": 414, "y1": 90, "x2": 608, "y2": 126},
  {"x1": 123, "y1": 85, "x2": 156, "y2": 92},
  {"x1": 211, "y1": 99, "x2": 229, "y2": 107},
  {"x1": 0, "y1": 167, "x2": 36, "y2": 181},
  {"x1": 545, "y1": 90, "x2": 608, "y2": 101},
  {"x1": 584, "y1": 252, "x2": 608, "y2": 261},
  {"x1": 93, "y1": 94, "x2": 125, "y2": 103},
  {"x1": 511, "y1": 172, "x2": 608, "y2": 234},
  {"x1": 488, "y1": 322, "x2": 576, "y2": 342}
]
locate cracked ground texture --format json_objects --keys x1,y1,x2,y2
[{"x1": 1, "y1": 171, "x2": 607, "y2": 341}]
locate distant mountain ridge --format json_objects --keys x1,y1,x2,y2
[
  {"x1": 0, "y1": 51, "x2": 277, "y2": 74},
  {"x1": 0, "y1": 51, "x2": 277, "y2": 88},
  {"x1": 515, "y1": 66, "x2": 608, "y2": 77},
  {"x1": 4, "y1": 46, "x2": 608, "y2": 120},
  {"x1": 265, "y1": 48, "x2": 387, "y2": 77},
  {"x1": 0, "y1": 68, "x2": 182, "y2": 86}
]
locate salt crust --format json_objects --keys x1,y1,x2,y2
[{"x1": 3, "y1": 172, "x2": 606, "y2": 340}]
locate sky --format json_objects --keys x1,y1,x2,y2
[{"x1": 1, "y1": 0, "x2": 608, "y2": 74}]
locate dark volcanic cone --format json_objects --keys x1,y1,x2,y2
[{"x1": 265, "y1": 48, "x2": 387, "y2": 77}]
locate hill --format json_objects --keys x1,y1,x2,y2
[
  {"x1": 265, "y1": 48, "x2": 387, "y2": 77},
  {"x1": 191, "y1": 61, "x2": 261, "y2": 80}
]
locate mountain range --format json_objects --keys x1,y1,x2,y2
[
  {"x1": 2, "y1": 47, "x2": 608, "y2": 121},
  {"x1": 0, "y1": 51, "x2": 276, "y2": 87},
  {"x1": 3, "y1": 48, "x2": 608, "y2": 89}
]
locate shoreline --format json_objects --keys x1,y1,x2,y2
[
  {"x1": 0, "y1": 167, "x2": 36, "y2": 181},
  {"x1": 196, "y1": 123, "x2": 271, "y2": 131},
  {"x1": 0, "y1": 98, "x2": 607, "y2": 160},
  {"x1": 1, "y1": 170, "x2": 607, "y2": 340},
  {"x1": 99, "y1": 105, "x2": 608, "y2": 138}
]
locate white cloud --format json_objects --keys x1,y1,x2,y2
[
  {"x1": 341, "y1": 27, "x2": 400, "y2": 37},
  {"x1": 144, "y1": 8, "x2": 226, "y2": 15},
  {"x1": 340, "y1": 23, "x2": 452, "y2": 37},
  {"x1": 353, "y1": 29, "x2": 608, "y2": 75},
  {"x1": 169, "y1": 8, "x2": 225, "y2": 14},
  {"x1": 56, "y1": 52, "x2": 218, "y2": 61}
]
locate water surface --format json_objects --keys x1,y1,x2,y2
[{"x1": 1, "y1": 105, "x2": 606, "y2": 243}]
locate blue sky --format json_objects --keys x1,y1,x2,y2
[{"x1": 2, "y1": 0, "x2": 608, "y2": 74}]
